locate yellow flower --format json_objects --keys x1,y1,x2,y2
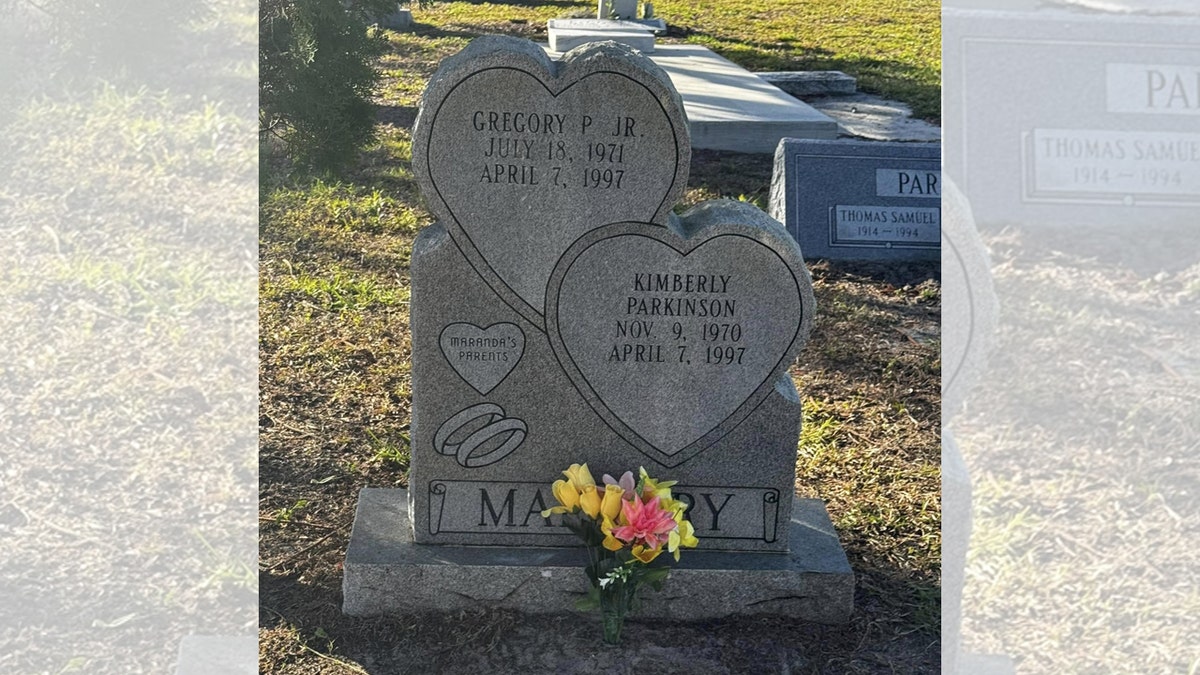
[
  {"x1": 631, "y1": 543, "x2": 663, "y2": 564},
  {"x1": 660, "y1": 496, "x2": 688, "y2": 520},
  {"x1": 563, "y1": 463, "x2": 596, "y2": 491},
  {"x1": 540, "y1": 479, "x2": 580, "y2": 517},
  {"x1": 579, "y1": 484, "x2": 602, "y2": 518},
  {"x1": 668, "y1": 519, "x2": 699, "y2": 561},
  {"x1": 638, "y1": 466, "x2": 676, "y2": 500},
  {"x1": 601, "y1": 515, "x2": 624, "y2": 551},
  {"x1": 600, "y1": 484, "x2": 624, "y2": 521}
]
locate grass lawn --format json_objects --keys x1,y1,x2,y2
[
  {"x1": 260, "y1": 0, "x2": 941, "y2": 671},
  {"x1": 407, "y1": 0, "x2": 941, "y2": 121}
]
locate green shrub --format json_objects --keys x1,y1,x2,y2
[{"x1": 260, "y1": 0, "x2": 396, "y2": 171}]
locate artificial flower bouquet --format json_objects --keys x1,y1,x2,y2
[{"x1": 541, "y1": 463, "x2": 699, "y2": 644}]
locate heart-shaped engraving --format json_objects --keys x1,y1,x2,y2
[
  {"x1": 546, "y1": 202, "x2": 816, "y2": 468},
  {"x1": 413, "y1": 37, "x2": 690, "y2": 331},
  {"x1": 439, "y1": 322, "x2": 526, "y2": 395}
]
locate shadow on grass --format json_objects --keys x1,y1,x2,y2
[
  {"x1": 375, "y1": 104, "x2": 420, "y2": 129},
  {"x1": 406, "y1": 23, "x2": 483, "y2": 39},
  {"x1": 260, "y1": 554, "x2": 939, "y2": 673},
  {"x1": 821, "y1": 259, "x2": 940, "y2": 287},
  {"x1": 410, "y1": 22, "x2": 533, "y2": 40},
  {"x1": 455, "y1": 0, "x2": 586, "y2": 7}
]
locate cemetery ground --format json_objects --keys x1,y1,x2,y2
[{"x1": 260, "y1": 1, "x2": 940, "y2": 672}]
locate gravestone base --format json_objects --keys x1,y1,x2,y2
[
  {"x1": 624, "y1": 17, "x2": 667, "y2": 33},
  {"x1": 646, "y1": 46, "x2": 839, "y2": 152},
  {"x1": 547, "y1": 19, "x2": 657, "y2": 53},
  {"x1": 343, "y1": 488, "x2": 854, "y2": 623},
  {"x1": 759, "y1": 71, "x2": 857, "y2": 97}
]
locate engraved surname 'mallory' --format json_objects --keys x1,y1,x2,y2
[{"x1": 476, "y1": 485, "x2": 737, "y2": 532}]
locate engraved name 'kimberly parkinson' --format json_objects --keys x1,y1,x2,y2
[
  {"x1": 608, "y1": 272, "x2": 746, "y2": 366},
  {"x1": 627, "y1": 272, "x2": 735, "y2": 316}
]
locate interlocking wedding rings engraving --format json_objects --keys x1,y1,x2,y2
[{"x1": 434, "y1": 402, "x2": 527, "y2": 468}]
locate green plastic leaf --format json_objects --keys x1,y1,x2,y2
[{"x1": 575, "y1": 587, "x2": 601, "y2": 611}]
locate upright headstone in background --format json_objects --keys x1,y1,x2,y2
[
  {"x1": 378, "y1": 6, "x2": 412, "y2": 31},
  {"x1": 769, "y1": 139, "x2": 941, "y2": 261},
  {"x1": 343, "y1": 36, "x2": 853, "y2": 621},
  {"x1": 608, "y1": 0, "x2": 638, "y2": 20}
]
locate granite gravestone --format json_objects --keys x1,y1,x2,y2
[
  {"x1": 769, "y1": 139, "x2": 941, "y2": 261},
  {"x1": 602, "y1": 0, "x2": 638, "y2": 21},
  {"x1": 597, "y1": 0, "x2": 666, "y2": 31},
  {"x1": 944, "y1": 8, "x2": 1200, "y2": 228},
  {"x1": 406, "y1": 36, "x2": 817, "y2": 552},
  {"x1": 345, "y1": 36, "x2": 852, "y2": 621}
]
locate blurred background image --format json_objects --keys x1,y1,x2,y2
[
  {"x1": 0, "y1": 0, "x2": 258, "y2": 672},
  {"x1": 942, "y1": 1, "x2": 1200, "y2": 673}
]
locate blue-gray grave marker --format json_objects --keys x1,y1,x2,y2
[{"x1": 769, "y1": 139, "x2": 941, "y2": 262}]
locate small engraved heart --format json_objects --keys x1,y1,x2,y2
[
  {"x1": 439, "y1": 322, "x2": 525, "y2": 395},
  {"x1": 413, "y1": 37, "x2": 690, "y2": 330},
  {"x1": 545, "y1": 203, "x2": 815, "y2": 468}
]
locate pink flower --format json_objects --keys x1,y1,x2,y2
[
  {"x1": 611, "y1": 496, "x2": 678, "y2": 550},
  {"x1": 603, "y1": 471, "x2": 637, "y2": 500}
]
